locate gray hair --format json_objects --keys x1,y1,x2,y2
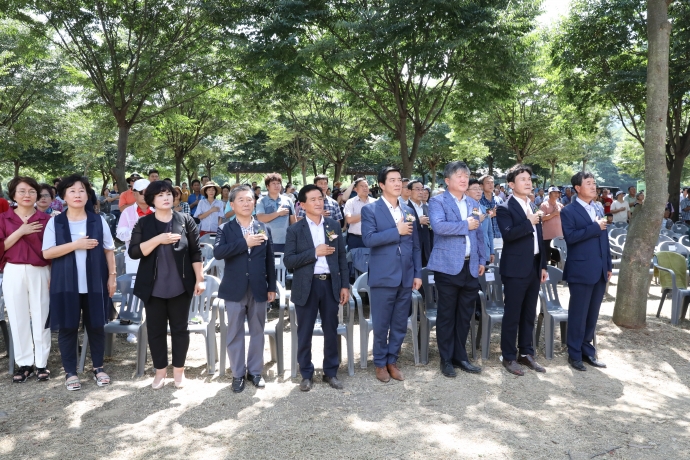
[
  {"x1": 443, "y1": 161, "x2": 471, "y2": 179},
  {"x1": 229, "y1": 185, "x2": 252, "y2": 202}
]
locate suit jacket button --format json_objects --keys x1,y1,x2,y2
[
  {"x1": 248, "y1": 258, "x2": 251, "y2": 261},
  {"x1": 246, "y1": 273, "x2": 249, "y2": 276}
]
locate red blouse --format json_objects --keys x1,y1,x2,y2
[{"x1": 0, "y1": 210, "x2": 51, "y2": 270}]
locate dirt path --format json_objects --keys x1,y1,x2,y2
[{"x1": 0, "y1": 280, "x2": 689, "y2": 459}]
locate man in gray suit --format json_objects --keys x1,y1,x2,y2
[{"x1": 284, "y1": 184, "x2": 350, "y2": 391}]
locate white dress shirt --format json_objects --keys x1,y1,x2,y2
[
  {"x1": 512, "y1": 195, "x2": 540, "y2": 255},
  {"x1": 343, "y1": 195, "x2": 376, "y2": 235},
  {"x1": 307, "y1": 216, "x2": 330, "y2": 274},
  {"x1": 382, "y1": 196, "x2": 402, "y2": 224},
  {"x1": 452, "y1": 194, "x2": 471, "y2": 257},
  {"x1": 576, "y1": 197, "x2": 597, "y2": 222}
]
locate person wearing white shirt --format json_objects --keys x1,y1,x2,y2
[
  {"x1": 116, "y1": 179, "x2": 153, "y2": 275},
  {"x1": 343, "y1": 178, "x2": 376, "y2": 250},
  {"x1": 194, "y1": 181, "x2": 224, "y2": 235}
]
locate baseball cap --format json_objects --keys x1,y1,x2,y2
[
  {"x1": 615, "y1": 191, "x2": 625, "y2": 197},
  {"x1": 547, "y1": 186, "x2": 560, "y2": 193},
  {"x1": 132, "y1": 179, "x2": 150, "y2": 192}
]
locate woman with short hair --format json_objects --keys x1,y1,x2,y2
[
  {"x1": 42, "y1": 175, "x2": 117, "y2": 391},
  {"x1": 129, "y1": 181, "x2": 205, "y2": 389},
  {"x1": 0, "y1": 176, "x2": 52, "y2": 382},
  {"x1": 173, "y1": 187, "x2": 190, "y2": 214},
  {"x1": 193, "y1": 181, "x2": 224, "y2": 236},
  {"x1": 36, "y1": 183, "x2": 59, "y2": 216}
]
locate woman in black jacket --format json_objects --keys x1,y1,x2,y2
[{"x1": 129, "y1": 181, "x2": 204, "y2": 389}]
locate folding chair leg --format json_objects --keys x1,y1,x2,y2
[
  {"x1": 360, "y1": 322, "x2": 369, "y2": 369},
  {"x1": 671, "y1": 290, "x2": 681, "y2": 325},
  {"x1": 469, "y1": 314, "x2": 477, "y2": 360},
  {"x1": 135, "y1": 324, "x2": 147, "y2": 378},
  {"x1": 104, "y1": 332, "x2": 116, "y2": 357},
  {"x1": 560, "y1": 321, "x2": 567, "y2": 345},
  {"x1": 275, "y1": 331, "x2": 284, "y2": 376},
  {"x1": 78, "y1": 329, "x2": 88, "y2": 374},
  {"x1": 0, "y1": 321, "x2": 9, "y2": 356},
  {"x1": 290, "y1": 310, "x2": 298, "y2": 379},
  {"x1": 347, "y1": 325, "x2": 355, "y2": 376},
  {"x1": 481, "y1": 317, "x2": 491, "y2": 361},
  {"x1": 545, "y1": 317, "x2": 554, "y2": 360},
  {"x1": 475, "y1": 317, "x2": 482, "y2": 350},
  {"x1": 6, "y1": 324, "x2": 14, "y2": 375},
  {"x1": 218, "y1": 320, "x2": 227, "y2": 377},
  {"x1": 535, "y1": 313, "x2": 543, "y2": 349},
  {"x1": 657, "y1": 290, "x2": 669, "y2": 318}
]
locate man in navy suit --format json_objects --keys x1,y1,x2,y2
[
  {"x1": 406, "y1": 180, "x2": 432, "y2": 267},
  {"x1": 284, "y1": 185, "x2": 350, "y2": 391},
  {"x1": 214, "y1": 185, "x2": 276, "y2": 393},
  {"x1": 427, "y1": 161, "x2": 486, "y2": 378},
  {"x1": 362, "y1": 166, "x2": 422, "y2": 383},
  {"x1": 496, "y1": 164, "x2": 548, "y2": 376},
  {"x1": 560, "y1": 171, "x2": 611, "y2": 371}
]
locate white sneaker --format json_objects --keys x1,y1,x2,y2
[{"x1": 127, "y1": 333, "x2": 138, "y2": 344}]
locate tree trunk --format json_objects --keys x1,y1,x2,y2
[
  {"x1": 333, "y1": 161, "x2": 343, "y2": 183},
  {"x1": 582, "y1": 158, "x2": 587, "y2": 172},
  {"x1": 311, "y1": 160, "x2": 317, "y2": 176},
  {"x1": 613, "y1": 0, "x2": 672, "y2": 329},
  {"x1": 668, "y1": 151, "x2": 685, "y2": 221},
  {"x1": 175, "y1": 150, "x2": 184, "y2": 185},
  {"x1": 13, "y1": 160, "x2": 20, "y2": 177},
  {"x1": 235, "y1": 172, "x2": 240, "y2": 184},
  {"x1": 550, "y1": 162, "x2": 556, "y2": 184},
  {"x1": 487, "y1": 155, "x2": 494, "y2": 176},
  {"x1": 430, "y1": 166, "x2": 437, "y2": 190},
  {"x1": 114, "y1": 123, "x2": 130, "y2": 196},
  {"x1": 301, "y1": 160, "x2": 308, "y2": 187}
]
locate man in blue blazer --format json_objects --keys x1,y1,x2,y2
[
  {"x1": 213, "y1": 185, "x2": 276, "y2": 393},
  {"x1": 427, "y1": 161, "x2": 486, "y2": 378},
  {"x1": 561, "y1": 171, "x2": 611, "y2": 371},
  {"x1": 284, "y1": 185, "x2": 350, "y2": 391},
  {"x1": 362, "y1": 166, "x2": 422, "y2": 383},
  {"x1": 496, "y1": 165, "x2": 548, "y2": 376}
]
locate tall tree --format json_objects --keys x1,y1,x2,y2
[
  {"x1": 217, "y1": 0, "x2": 539, "y2": 177},
  {"x1": 613, "y1": 0, "x2": 673, "y2": 328},
  {"x1": 553, "y1": 0, "x2": 690, "y2": 220},
  {"x1": 24, "y1": 0, "x2": 224, "y2": 192}
]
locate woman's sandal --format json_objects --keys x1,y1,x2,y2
[
  {"x1": 36, "y1": 368, "x2": 51, "y2": 381},
  {"x1": 65, "y1": 373, "x2": 81, "y2": 391},
  {"x1": 12, "y1": 365, "x2": 34, "y2": 383},
  {"x1": 93, "y1": 367, "x2": 110, "y2": 387}
]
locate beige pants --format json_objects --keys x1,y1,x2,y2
[{"x1": 2, "y1": 263, "x2": 51, "y2": 367}]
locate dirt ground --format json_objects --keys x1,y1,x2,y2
[{"x1": 0, "y1": 278, "x2": 689, "y2": 460}]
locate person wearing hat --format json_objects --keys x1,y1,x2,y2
[
  {"x1": 610, "y1": 191, "x2": 629, "y2": 223},
  {"x1": 194, "y1": 181, "x2": 224, "y2": 236},
  {"x1": 539, "y1": 186, "x2": 564, "y2": 265},
  {"x1": 118, "y1": 174, "x2": 141, "y2": 213},
  {"x1": 116, "y1": 178, "x2": 153, "y2": 281}
]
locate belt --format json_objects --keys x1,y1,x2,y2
[
  {"x1": 464, "y1": 256, "x2": 470, "y2": 261},
  {"x1": 314, "y1": 274, "x2": 331, "y2": 280}
]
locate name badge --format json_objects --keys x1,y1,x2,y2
[
  {"x1": 485, "y1": 272, "x2": 495, "y2": 282},
  {"x1": 428, "y1": 274, "x2": 434, "y2": 284}
]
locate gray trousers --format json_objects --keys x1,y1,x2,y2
[{"x1": 225, "y1": 288, "x2": 267, "y2": 377}]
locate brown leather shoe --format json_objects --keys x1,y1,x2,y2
[
  {"x1": 502, "y1": 359, "x2": 524, "y2": 376},
  {"x1": 375, "y1": 366, "x2": 391, "y2": 383},
  {"x1": 517, "y1": 354, "x2": 546, "y2": 373},
  {"x1": 386, "y1": 363, "x2": 404, "y2": 381}
]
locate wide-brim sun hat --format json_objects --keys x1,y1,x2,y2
[
  {"x1": 201, "y1": 181, "x2": 221, "y2": 197},
  {"x1": 547, "y1": 186, "x2": 560, "y2": 194}
]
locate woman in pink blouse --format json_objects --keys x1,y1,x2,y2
[
  {"x1": 0, "y1": 177, "x2": 52, "y2": 382},
  {"x1": 539, "y1": 186, "x2": 564, "y2": 265}
]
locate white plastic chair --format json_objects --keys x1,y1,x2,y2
[{"x1": 185, "y1": 275, "x2": 220, "y2": 374}]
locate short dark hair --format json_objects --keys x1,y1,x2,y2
[
  {"x1": 253, "y1": 185, "x2": 261, "y2": 192},
  {"x1": 221, "y1": 184, "x2": 231, "y2": 192},
  {"x1": 56, "y1": 174, "x2": 94, "y2": 201},
  {"x1": 354, "y1": 178, "x2": 367, "y2": 188},
  {"x1": 478, "y1": 174, "x2": 493, "y2": 185},
  {"x1": 313, "y1": 174, "x2": 329, "y2": 185},
  {"x1": 506, "y1": 164, "x2": 533, "y2": 184},
  {"x1": 148, "y1": 169, "x2": 159, "y2": 176},
  {"x1": 298, "y1": 184, "x2": 323, "y2": 203},
  {"x1": 468, "y1": 178, "x2": 480, "y2": 187},
  {"x1": 377, "y1": 166, "x2": 401, "y2": 185},
  {"x1": 628, "y1": 185, "x2": 636, "y2": 192},
  {"x1": 144, "y1": 180, "x2": 175, "y2": 207},
  {"x1": 201, "y1": 175, "x2": 209, "y2": 180},
  {"x1": 163, "y1": 178, "x2": 172, "y2": 184},
  {"x1": 52, "y1": 177, "x2": 61, "y2": 185},
  {"x1": 407, "y1": 179, "x2": 422, "y2": 190},
  {"x1": 191, "y1": 179, "x2": 201, "y2": 186},
  {"x1": 605, "y1": 213, "x2": 613, "y2": 217},
  {"x1": 443, "y1": 161, "x2": 470, "y2": 179},
  {"x1": 229, "y1": 185, "x2": 252, "y2": 202},
  {"x1": 8, "y1": 176, "x2": 41, "y2": 201},
  {"x1": 402, "y1": 178, "x2": 410, "y2": 183},
  {"x1": 571, "y1": 171, "x2": 596, "y2": 188},
  {"x1": 264, "y1": 172, "x2": 283, "y2": 187}
]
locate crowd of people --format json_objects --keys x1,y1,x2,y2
[{"x1": 0, "y1": 163, "x2": 663, "y2": 392}]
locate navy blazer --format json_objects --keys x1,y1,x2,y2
[
  {"x1": 560, "y1": 200, "x2": 612, "y2": 284},
  {"x1": 361, "y1": 198, "x2": 422, "y2": 288},
  {"x1": 213, "y1": 219, "x2": 277, "y2": 302},
  {"x1": 407, "y1": 199, "x2": 432, "y2": 266},
  {"x1": 496, "y1": 196, "x2": 547, "y2": 278},
  {"x1": 283, "y1": 217, "x2": 349, "y2": 306}
]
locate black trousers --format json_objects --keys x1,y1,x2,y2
[
  {"x1": 346, "y1": 233, "x2": 365, "y2": 249},
  {"x1": 295, "y1": 278, "x2": 339, "y2": 379},
  {"x1": 58, "y1": 294, "x2": 105, "y2": 375},
  {"x1": 145, "y1": 293, "x2": 191, "y2": 369},
  {"x1": 501, "y1": 255, "x2": 540, "y2": 361},
  {"x1": 435, "y1": 261, "x2": 480, "y2": 363}
]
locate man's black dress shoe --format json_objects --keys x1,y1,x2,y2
[
  {"x1": 583, "y1": 356, "x2": 607, "y2": 368},
  {"x1": 452, "y1": 360, "x2": 482, "y2": 374},
  {"x1": 517, "y1": 355, "x2": 546, "y2": 373},
  {"x1": 502, "y1": 359, "x2": 524, "y2": 376},
  {"x1": 440, "y1": 360, "x2": 456, "y2": 378},
  {"x1": 247, "y1": 373, "x2": 265, "y2": 388},
  {"x1": 299, "y1": 378, "x2": 313, "y2": 391},
  {"x1": 232, "y1": 377, "x2": 245, "y2": 393},
  {"x1": 323, "y1": 375, "x2": 343, "y2": 390},
  {"x1": 568, "y1": 357, "x2": 587, "y2": 371}
]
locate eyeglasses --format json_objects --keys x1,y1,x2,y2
[
  {"x1": 39, "y1": 194, "x2": 52, "y2": 199},
  {"x1": 15, "y1": 190, "x2": 37, "y2": 196}
]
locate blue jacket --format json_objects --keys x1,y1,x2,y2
[
  {"x1": 560, "y1": 201, "x2": 612, "y2": 284},
  {"x1": 213, "y1": 219, "x2": 276, "y2": 302},
  {"x1": 361, "y1": 198, "x2": 422, "y2": 288},
  {"x1": 426, "y1": 191, "x2": 485, "y2": 277},
  {"x1": 478, "y1": 203, "x2": 494, "y2": 264}
]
